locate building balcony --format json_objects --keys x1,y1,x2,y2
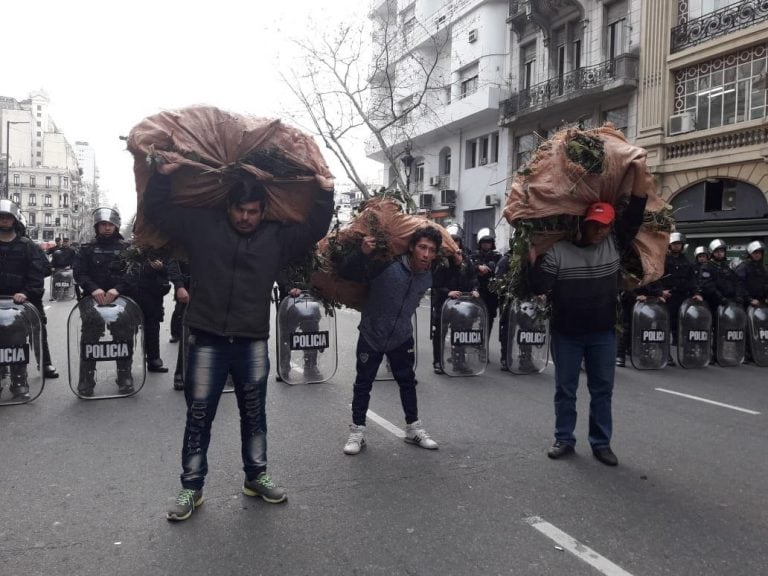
[
  {"x1": 500, "y1": 54, "x2": 639, "y2": 126},
  {"x1": 365, "y1": 84, "x2": 507, "y2": 159},
  {"x1": 671, "y1": 0, "x2": 768, "y2": 54}
]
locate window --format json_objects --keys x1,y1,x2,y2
[
  {"x1": 465, "y1": 132, "x2": 499, "y2": 169},
  {"x1": 36, "y1": 121, "x2": 41, "y2": 127},
  {"x1": 480, "y1": 135, "x2": 490, "y2": 165},
  {"x1": 45, "y1": 176, "x2": 51, "y2": 188},
  {"x1": 63, "y1": 176, "x2": 69, "y2": 188},
  {"x1": 460, "y1": 63, "x2": 480, "y2": 99},
  {"x1": 522, "y1": 43, "x2": 537, "y2": 89},
  {"x1": 443, "y1": 151, "x2": 451, "y2": 175},
  {"x1": 13, "y1": 174, "x2": 19, "y2": 186},
  {"x1": 401, "y1": 5, "x2": 416, "y2": 36},
  {"x1": 45, "y1": 213, "x2": 52, "y2": 225},
  {"x1": 63, "y1": 193, "x2": 69, "y2": 207},
  {"x1": 687, "y1": 0, "x2": 742, "y2": 19},
  {"x1": 44, "y1": 194, "x2": 52, "y2": 207},
  {"x1": 29, "y1": 228, "x2": 38, "y2": 240},
  {"x1": 30, "y1": 176, "x2": 36, "y2": 188},
  {"x1": 37, "y1": 105, "x2": 42, "y2": 111},
  {"x1": 43, "y1": 230, "x2": 54, "y2": 241},
  {"x1": 29, "y1": 212, "x2": 36, "y2": 225},
  {"x1": 466, "y1": 140, "x2": 478, "y2": 168},
  {"x1": 36, "y1": 151, "x2": 41, "y2": 157},
  {"x1": 11, "y1": 193, "x2": 20, "y2": 204},
  {"x1": 29, "y1": 193, "x2": 36, "y2": 206},
  {"x1": 606, "y1": 1, "x2": 628, "y2": 60},
  {"x1": 62, "y1": 214, "x2": 68, "y2": 227},
  {"x1": 516, "y1": 133, "x2": 536, "y2": 169},
  {"x1": 573, "y1": 39, "x2": 582, "y2": 71},
  {"x1": 491, "y1": 132, "x2": 499, "y2": 163},
  {"x1": 415, "y1": 162, "x2": 425, "y2": 185},
  {"x1": 673, "y1": 45, "x2": 768, "y2": 130},
  {"x1": 36, "y1": 131, "x2": 41, "y2": 137},
  {"x1": 603, "y1": 107, "x2": 629, "y2": 133}
]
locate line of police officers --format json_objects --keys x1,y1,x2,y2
[{"x1": 0, "y1": 200, "x2": 185, "y2": 399}]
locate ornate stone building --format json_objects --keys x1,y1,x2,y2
[{"x1": 636, "y1": 0, "x2": 768, "y2": 251}]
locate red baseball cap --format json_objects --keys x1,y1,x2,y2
[{"x1": 584, "y1": 202, "x2": 615, "y2": 225}]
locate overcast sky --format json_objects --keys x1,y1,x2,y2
[{"x1": 3, "y1": 0, "x2": 379, "y2": 217}]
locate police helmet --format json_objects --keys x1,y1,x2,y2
[
  {"x1": 693, "y1": 246, "x2": 709, "y2": 257},
  {"x1": 747, "y1": 240, "x2": 766, "y2": 255},
  {"x1": 446, "y1": 224, "x2": 463, "y2": 244},
  {"x1": 0, "y1": 199, "x2": 22, "y2": 223},
  {"x1": 476, "y1": 227, "x2": 494, "y2": 245},
  {"x1": 92, "y1": 207, "x2": 121, "y2": 230},
  {"x1": 669, "y1": 232, "x2": 685, "y2": 245},
  {"x1": 708, "y1": 238, "x2": 727, "y2": 253}
]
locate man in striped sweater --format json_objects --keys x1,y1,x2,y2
[{"x1": 530, "y1": 189, "x2": 647, "y2": 467}]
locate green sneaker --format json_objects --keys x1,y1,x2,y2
[
  {"x1": 242, "y1": 472, "x2": 287, "y2": 503},
  {"x1": 166, "y1": 488, "x2": 204, "y2": 522}
]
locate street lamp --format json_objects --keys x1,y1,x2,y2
[
  {"x1": 5, "y1": 120, "x2": 30, "y2": 199},
  {"x1": 400, "y1": 140, "x2": 414, "y2": 195}
]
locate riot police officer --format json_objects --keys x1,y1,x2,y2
[
  {"x1": 661, "y1": 232, "x2": 698, "y2": 365},
  {"x1": 735, "y1": 241, "x2": 768, "y2": 307},
  {"x1": 430, "y1": 226, "x2": 478, "y2": 374},
  {"x1": 73, "y1": 208, "x2": 136, "y2": 396},
  {"x1": 471, "y1": 228, "x2": 501, "y2": 339},
  {"x1": 0, "y1": 200, "x2": 58, "y2": 397}
]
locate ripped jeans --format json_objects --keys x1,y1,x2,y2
[{"x1": 180, "y1": 330, "x2": 270, "y2": 490}]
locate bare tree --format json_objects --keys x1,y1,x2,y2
[{"x1": 281, "y1": 0, "x2": 450, "y2": 205}]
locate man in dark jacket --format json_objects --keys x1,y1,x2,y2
[
  {"x1": 471, "y1": 229, "x2": 501, "y2": 339},
  {"x1": 341, "y1": 227, "x2": 442, "y2": 455},
  {"x1": 0, "y1": 200, "x2": 53, "y2": 398},
  {"x1": 735, "y1": 241, "x2": 767, "y2": 307},
  {"x1": 143, "y1": 169, "x2": 333, "y2": 522},
  {"x1": 530, "y1": 189, "x2": 647, "y2": 468},
  {"x1": 74, "y1": 208, "x2": 136, "y2": 396},
  {"x1": 661, "y1": 233, "x2": 698, "y2": 365}
]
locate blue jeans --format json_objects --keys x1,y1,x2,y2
[
  {"x1": 180, "y1": 330, "x2": 270, "y2": 490},
  {"x1": 551, "y1": 330, "x2": 616, "y2": 449},
  {"x1": 352, "y1": 336, "x2": 419, "y2": 426}
]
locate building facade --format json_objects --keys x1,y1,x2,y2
[
  {"x1": 636, "y1": 0, "x2": 768, "y2": 254},
  {"x1": 367, "y1": 0, "x2": 513, "y2": 250},
  {"x1": 0, "y1": 91, "x2": 88, "y2": 243}
]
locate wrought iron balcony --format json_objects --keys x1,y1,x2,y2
[
  {"x1": 671, "y1": 0, "x2": 768, "y2": 53},
  {"x1": 501, "y1": 54, "x2": 639, "y2": 120}
]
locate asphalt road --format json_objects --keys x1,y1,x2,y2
[{"x1": 1, "y1": 295, "x2": 766, "y2": 576}]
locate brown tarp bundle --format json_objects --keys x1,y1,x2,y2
[
  {"x1": 311, "y1": 197, "x2": 460, "y2": 310},
  {"x1": 503, "y1": 125, "x2": 669, "y2": 286},
  {"x1": 127, "y1": 105, "x2": 335, "y2": 249}
]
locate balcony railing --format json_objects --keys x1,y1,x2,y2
[
  {"x1": 671, "y1": 0, "x2": 768, "y2": 53},
  {"x1": 502, "y1": 54, "x2": 639, "y2": 118}
]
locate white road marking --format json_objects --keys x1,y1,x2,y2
[
  {"x1": 525, "y1": 516, "x2": 635, "y2": 576},
  {"x1": 655, "y1": 388, "x2": 761, "y2": 415},
  {"x1": 358, "y1": 407, "x2": 405, "y2": 438}
]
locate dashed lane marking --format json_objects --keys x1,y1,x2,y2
[
  {"x1": 655, "y1": 388, "x2": 761, "y2": 415},
  {"x1": 526, "y1": 516, "x2": 635, "y2": 576}
]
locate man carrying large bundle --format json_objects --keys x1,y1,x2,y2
[{"x1": 130, "y1": 106, "x2": 335, "y2": 522}]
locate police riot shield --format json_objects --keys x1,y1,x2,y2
[
  {"x1": 677, "y1": 298, "x2": 712, "y2": 369},
  {"x1": 276, "y1": 291, "x2": 337, "y2": 385},
  {"x1": 0, "y1": 298, "x2": 44, "y2": 406},
  {"x1": 50, "y1": 268, "x2": 75, "y2": 301},
  {"x1": 505, "y1": 299, "x2": 550, "y2": 375},
  {"x1": 439, "y1": 295, "x2": 488, "y2": 377},
  {"x1": 747, "y1": 304, "x2": 768, "y2": 367},
  {"x1": 67, "y1": 296, "x2": 145, "y2": 399},
  {"x1": 375, "y1": 312, "x2": 418, "y2": 381},
  {"x1": 715, "y1": 300, "x2": 747, "y2": 367},
  {"x1": 179, "y1": 325, "x2": 235, "y2": 393},
  {"x1": 630, "y1": 300, "x2": 670, "y2": 370}
]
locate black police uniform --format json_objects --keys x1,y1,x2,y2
[
  {"x1": 661, "y1": 252, "x2": 697, "y2": 345},
  {"x1": 73, "y1": 232, "x2": 136, "y2": 394},
  {"x1": 471, "y1": 245, "x2": 501, "y2": 335},
  {"x1": 735, "y1": 258, "x2": 768, "y2": 303}
]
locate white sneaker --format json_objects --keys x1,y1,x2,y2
[
  {"x1": 343, "y1": 424, "x2": 366, "y2": 455},
  {"x1": 404, "y1": 420, "x2": 439, "y2": 450}
]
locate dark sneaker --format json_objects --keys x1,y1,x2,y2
[
  {"x1": 615, "y1": 356, "x2": 625, "y2": 367},
  {"x1": 167, "y1": 488, "x2": 203, "y2": 522},
  {"x1": 547, "y1": 441, "x2": 575, "y2": 459},
  {"x1": 242, "y1": 472, "x2": 287, "y2": 503},
  {"x1": 77, "y1": 387, "x2": 94, "y2": 398},
  {"x1": 666, "y1": 354, "x2": 676, "y2": 367},
  {"x1": 592, "y1": 446, "x2": 618, "y2": 466},
  {"x1": 147, "y1": 359, "x2": 169, "y2": 373},
  {"x1": 173, "y1": 374, "x2": 184, "y2": 391},
  {"x1": 433, "y1": 363, "x2": 444, "y2": 375},
  {"x1": 500, "y1": 360, "x2": 509, "y2": 372},
  {"x1": 9, "y1": 385, "x2": 30, "y2": 400},
  {"x1": 44, "y1": 365, "x2": 59, "y2": 379}
]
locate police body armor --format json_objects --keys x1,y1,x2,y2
[
  {"x1": 505, "y1": 298, "x2": 550, "y2": 375},
  {"x1": 677, "y1": 298, "x2": 712, "y2": 369},
  {"x1": 439, "y1": 295, "x2": 487, "y2": 377},
  {"x1": 50, "y1": 268, "x2": 75, "y2": 301},
  {"x1": 375, "y1": 312, "x2": 418, "y2": 381},
  {"x1": 715, "y1": 300, "x2": 747, "y2": 367},
  {"x1": 630, "y1": 299, "x2": 670, "y2": 370},
  {"x1": 67, "y1": 296, "x2": 145, "y2": 399},
  {"x1": 276, "y1": 291, "x2": 337, "y2": 385},
  {"x1": 747, "y1": 304, "x2": 768, "y2": 367},
  {"x1": 0, "y1": 298, "x2": 44, "y2": 406}
]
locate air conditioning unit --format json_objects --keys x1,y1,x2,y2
[
  {"x1": 440, "y1": 189, "x2": 457, "y2": 206},
  {"x1": 669, "y1": 112, "x2": 696, "y2": 136},
  {"x1": 485, "y1": 194, "x2": 500, "y2": 207},
  {"x1": 429, "y1": 176, "x2": 441, "y2": 187},
  {"x1": 419, "y1": 193, "x2": 434, "y2": 209},
  {"x1": 468, "y1": 29, "x2": 478, "y2": 43}
]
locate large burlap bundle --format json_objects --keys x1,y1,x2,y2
[
  {"x1": 503, "y1": 125, "x2": 670, "y2": 288},
  {"x1": 127, "y1": 105, "x2": 334, "y2": 248},
  {"x1": 311, "y1": 197, "x2": 460, "y2": 310}
]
